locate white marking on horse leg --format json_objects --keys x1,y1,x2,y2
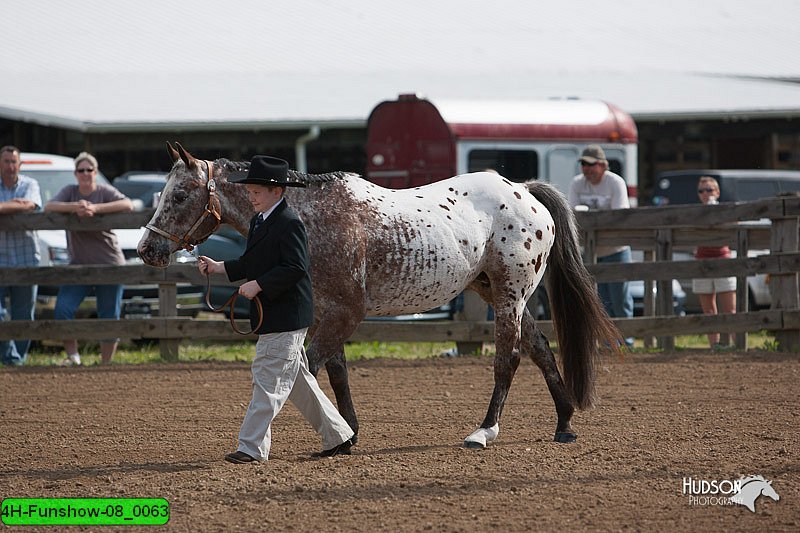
[{"x1": 463, "y1": 423, "x2": 500, "y2": 449}]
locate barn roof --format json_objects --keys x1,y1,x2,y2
[{"x1": 4, "y1": 0, "x2": 800, "y2": 132}]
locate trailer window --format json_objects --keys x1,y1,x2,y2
[
  {"x1": 467, "y1": 150, "x2": 538, "y2": 183},
  {"x1": 607, "y1": 158, "x2": 623, "y2": 176}
]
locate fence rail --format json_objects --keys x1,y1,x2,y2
[
  {"x1": 1, "y1": 309, "x2": 798, "y2": 342},
  {"x1": 1, "y1": 195, "x2": 798, "y2": 358}
]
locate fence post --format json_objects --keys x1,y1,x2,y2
[
  {"x1": 583, "y1": 229, "x2": 597, "y2": 264},
  {"x1": 158, "y1": 283, "x2": 179, "y2": 361},
  {"x1": 735, "y1": 228, "x2": 749, "y2": 349},
  {"x1": 455, "y1": 290, "x2": 487, "y2": 355},
  {"x1": 655, "y1": 228, "x2": 675, "y2": 350},
  {"x1": 770, "y1": 205, "x2": 800, "y2": 351},
  {"x1": 642, "y1": 248, "x2": 656, "y2": 348}
]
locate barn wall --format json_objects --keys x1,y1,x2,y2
[{"x1": 2, "y1": 116, "x2": 798, "y2": 204}]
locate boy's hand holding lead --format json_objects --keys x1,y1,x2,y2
[
  {"x1": 198, "y1": 255, "x2": 223, "y2": 275},
  {"x1": 238, "y1": 280, "x2": 262, "y2": 300}
]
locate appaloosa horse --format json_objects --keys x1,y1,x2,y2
[{"x1": 138, "y1": 143, "x2": 622, "y2": 448}]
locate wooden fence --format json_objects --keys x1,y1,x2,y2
[{"x1": 1, "y1": 195, "x2": 798, "y2": 359}]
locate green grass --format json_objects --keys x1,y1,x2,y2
[
  {"x1": 22, "y1": 331, "x2": 780, "y2": 367},
  {"x1": 631, "y1": 330, "x2": 779, "y2": 351}
]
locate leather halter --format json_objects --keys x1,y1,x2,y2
[{"x1": 145, "y1": 160, "x2": 222, "y2": 252}]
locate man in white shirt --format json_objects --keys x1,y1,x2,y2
[{"x1": 568, "y1": 145, "x2": 633, "y2": 346}]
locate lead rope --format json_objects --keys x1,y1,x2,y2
[{"x1": 203, "y1": 273, "x2": 264, "y2": 336}]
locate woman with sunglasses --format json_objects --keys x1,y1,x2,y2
[
  {"x1": 44, "y1": 152, "x2": 133, "y2": 365},
  {"x1": 693, "y1": 176, "x2": 736, "y2": 349}
]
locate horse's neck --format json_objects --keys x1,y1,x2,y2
[{"x1": 218, "y1": 180, "x2": 255, "y2": 236}]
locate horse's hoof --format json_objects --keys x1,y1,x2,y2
[
  {"x1": 463, "y1": 440, "x2": 486, "y2": 450},
  {"x1": 554, "y1": 432, "x2": 577, "y2": 443},
  {"x1": 349, "y1": 434, "x2": 358, "y2": 446}
]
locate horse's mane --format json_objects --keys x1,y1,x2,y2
[
  {"x1": 288, "y1": 170, "x2": 357, "y2": 186},
  {"x1": 214, "y1": 158, "x2": 250, "y2": 174},
  {"x1": 214, "y1": 158, "x2": 356, "y2": 186},
  {"x1": 740, "y1": 475, "x2": 766, "y2": 486}
]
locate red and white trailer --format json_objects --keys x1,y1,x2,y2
[{"x1": 366, "y1": 93, "x2": 639, "y2": 205}]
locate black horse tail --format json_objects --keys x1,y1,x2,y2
[{"x1": 525, "y1": 180, "x2": 623, "y2": 409}]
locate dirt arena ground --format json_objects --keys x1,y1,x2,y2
[{"x1": 1, "y1": 349, "x2": 798, "y2": 531}]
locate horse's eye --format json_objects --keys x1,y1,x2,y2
[{"x1": 173, "y1": 190, "x2": 189, "y2": 203}]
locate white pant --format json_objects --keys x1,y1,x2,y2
[
  {"x1": 692, "y1": 276, "x2": 736, "y2": 294},
  {"x1": 237, "y1": 328, "x2": 354, "y2": 460}
]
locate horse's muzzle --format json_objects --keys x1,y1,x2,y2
[{"x1": 137, "y1": 237, "x2": 172, "y2": 268}]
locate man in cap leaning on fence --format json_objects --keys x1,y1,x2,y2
[{"x1": 568, "y1": 145, "x2": 634, "y2": 346}]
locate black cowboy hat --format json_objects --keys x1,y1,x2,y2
[{"x1": 229, "y1": 156, "x2": 305, "y2": 187}]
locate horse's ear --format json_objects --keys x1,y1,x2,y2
[
  {"x1": 175, "y1": 142, "x2": 198, "y2": 171},
  {"x1": 166, "y1": 142, "x2": 180, "y2": 163}
]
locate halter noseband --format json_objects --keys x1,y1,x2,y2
[{"x1": 145, "y1": 160, "x2": 222, "y2": 252}]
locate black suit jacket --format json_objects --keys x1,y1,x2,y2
[{"x1": 224, "y1": 199, "x2": 314, "y2": 334}]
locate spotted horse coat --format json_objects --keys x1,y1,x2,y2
[{"x1": 138, "y1": 143, "x2": 622, "y2": 449}]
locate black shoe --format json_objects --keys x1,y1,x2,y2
[
  {"x1": 311, "y1": 439, "x2": 353, "y2": 458},
  {"x1": 224, "y1": 451, "x2": 259, "y2": 464}
]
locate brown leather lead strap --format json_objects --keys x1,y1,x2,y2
[{"x1": 204, "y1": 274, "x2": 264, "y2": 335}]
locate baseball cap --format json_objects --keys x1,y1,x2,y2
[{"x1": 579, "y1": 145, "x2": 607, "y2": 164}]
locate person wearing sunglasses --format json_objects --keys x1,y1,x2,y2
[
  {"x1": 693, "y1": 176, "x2": 736, "y2": 349},
  {"x1": 567, "y1": 145, "x2": 634, "y2": 347},
  {"x1": 44, "y1": 152, "x2": 133, "y2": 365}
]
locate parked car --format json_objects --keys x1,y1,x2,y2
[
  {"x1": 651, "y1": 169, "x2": 800, "y2": 206},
  {"x1": 112, "y1": 171, "x2": 168, "y2": 209},
  {"x1": 19, "y1": 154, "x2": 200, "y2": 318},
  {"x1": 650, "y1": 169, "x2": 794, "y2": 313},
  {"x1": 626, "y1": 250, "x2": 687, "y2": 317},
  {"x1": 630, "y1": 279, "x2": 686, "y2": 316}
]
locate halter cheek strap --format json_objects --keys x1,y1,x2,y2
[{"x1": 145, "y1": 160, "x2": 222, "y2": 252}]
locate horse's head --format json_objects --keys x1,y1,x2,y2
[
  {"x1": 761, "y1": 480, "x2": 780, "y2": 502},
  {"x1": 732, "y1": 475, "x2": 781, "y2": 511},
  {"x1": 137, "y1": 142, "x2": 243, "y2": 267}
]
